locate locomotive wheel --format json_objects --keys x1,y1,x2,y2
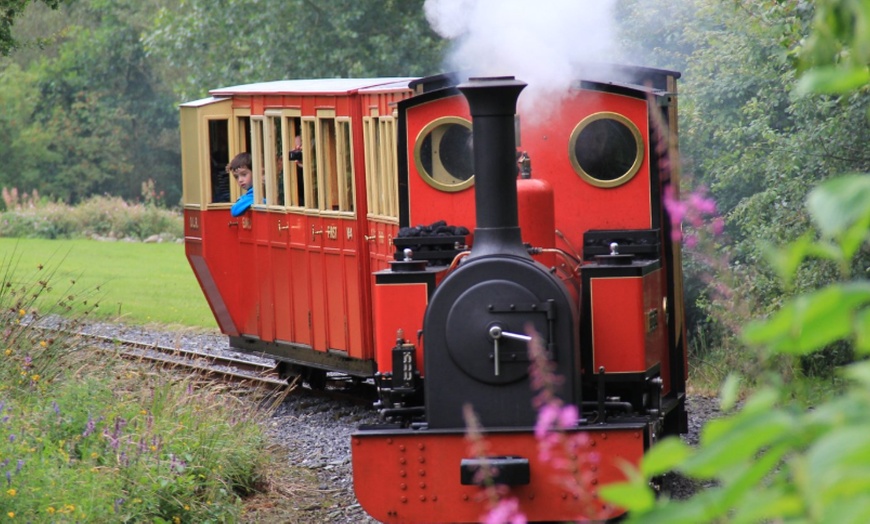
[
  {"x1": 305, "y1": 368, "x2": 327, "y2": 390},
  {"x1": 275, "y1": 362, "x2": 296, "y2": 380}
]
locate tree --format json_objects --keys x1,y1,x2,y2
[
  {"x1": 2, "y1": 0, "x2": 180, "y2": 204},
  {"x1": 0, "y1": 0, "x2": 73, "y2": 55},
  {"x1": 0, "y1": 63, "x2": 60, "y2": 193},
  {"x1": 145, "y1": 0, "x2": 447, "y2": 101}
]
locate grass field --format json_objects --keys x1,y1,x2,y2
[{"x1": 0, "y1": 237, "x2": 217, "y2": 329}]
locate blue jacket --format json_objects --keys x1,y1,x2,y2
[{"x1": 231, "y1": 187, "x2": 254, "y2": 217}]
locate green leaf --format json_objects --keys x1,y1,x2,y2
[
  {"x1": 640, "y1": 437, "x2": 694, "y2": 477},
  {"x1": 761, "y1": 233, "x2": 820, "y2": 286},
  {"x1": 729, "y1": 486, "x2": 804, "y2": 524},
  {"x1": 854, "y1": 309, "x2": 870, "y2": 355},
  {"x1": 716, "y1": 442, "x2": 791, "y2": 512},
  {"x1": 838, "y1": 212, "x2": 870, "y2": 262},
  {"x1": 598, "y1": 480, "x2": 656, "y2": 513},
  {"x1": 742, "y1": 282, "x2": 870, "y2": 354},
  {"x1": 796, "y1": 66, "x2": 870, "y2": 95},
  {"x1": 805, "y1": 424, "x2": 870, "y2": 503},
  {"x1": 681, "y1": 408, "x2": 793, "y2": 479},
  {"x1": 842, "y1": 361, "x2": 870, "y2": 386},
  {"x1": 719, "y1": 373, "x2": 742, "y2": 412},
  {"x1": 807, "y1": 175, "x2": 870, "y2": 239},
  {"x1": 621, "y1": 491, "x2": 722, "y2": 524},
  {"x1": 818, "y1": 494, "x2": 870, "y2": 524}
]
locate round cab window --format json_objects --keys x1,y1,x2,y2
[
  {"x1": 569, "y1": 112, "x2": 643, "y2": 188},
  {"x1": 415, "y1": 117, "x2": 474, "y2": 192}
]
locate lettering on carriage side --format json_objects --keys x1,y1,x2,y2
[
  {"x1": 188, "y1": 215, "x2": 199, "y2": 230},
  {"x1": 326, "y1": 225, "x2": 338, "y2": 240},
  {"x1": 242, "y1": 216, "x2": 252, "y2": 230},
  {"x1": 346, "y1": 227, "x2": 353, "y2": 240}
]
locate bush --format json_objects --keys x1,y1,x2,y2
[{"x1": 0, "y1": 190, "x2": 183, "y2": 241}]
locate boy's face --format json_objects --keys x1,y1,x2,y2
[{"x1": 233, "y1": 166, "x2": 252, "y2": 191}]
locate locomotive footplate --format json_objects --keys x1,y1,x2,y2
[{"x1": 351, "y1": 423, "x2": 648, "y2": 523}]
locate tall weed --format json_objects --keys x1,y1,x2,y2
[{"x1": 0, "y1": 253, "x2": 276, "y2": 522}]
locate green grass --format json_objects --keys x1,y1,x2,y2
[{"x1": 1, "y1": 238, "x2": 216, "y2": 328}]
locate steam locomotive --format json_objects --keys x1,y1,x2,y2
[{"x1": 180, "y1": 65, "x2": 686, "y2": 522}]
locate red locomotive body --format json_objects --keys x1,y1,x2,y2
[{"x1": 180, "y1": 65, "x2": 686, "y2": 522}]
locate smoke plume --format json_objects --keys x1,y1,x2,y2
[{"x1": 424, "y1": 0, "x2": 618, "y2": 119}]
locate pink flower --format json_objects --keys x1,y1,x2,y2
[
  {"x1": 689, "y1": 191, "x2": 717, "y2": 215},
  {"x1": 557, "y1": 404, "x2": 579, "y2": 429},
  {"x1": 535, "y1": 403, "x2": 560, "y2": 439},
  {"x1": 484, "y1": 497, "x2": 527, "y2": 524}
]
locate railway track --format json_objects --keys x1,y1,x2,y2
[
  {"x1": 84, "y1": 332, "x2": 292, "y2": 389},
  {"x1": 77, "y1": 329, "x2": 377, "y2": 405}
]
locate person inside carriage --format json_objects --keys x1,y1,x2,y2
[{"x1": 228, "y1": 152, "x2": 254, "y2": 216}]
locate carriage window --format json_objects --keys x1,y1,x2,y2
[
  {"x1": 378, "y1": 117, "x2": 399, "y2": 218},
  {"x1": 380, "y1": 118, "x2": 398, "y2": 217},
  {"x1": 336, "y1": 120, "x2": 354, "y2": 212},
  {"x1": 414, "y1": 117, "x2": 474, "y2": 192},
  {"x1": 364, "y1": 117, "x2": 380, "y2": 215},
  {"x1": 364, "y1": 115, "x2": 399, "y2": 218},
  {"x1": 284, "y1": 116, "x2": 303, "y2": 207},
  {"x1": 266, "y1": 114, "x2": 284, "y2": 206},
  {"x1": 207, "y1": 119, "x2": 230, "y2": 203},
  {"x1": 251, "y1": 118, "x2": 265, "y2": 206},
  {"x1": 319, "y1": 118, "x2": 338, "y2": 211},
  {"x1": 569, "y1": 112, "x2": 643, "y2": 188},
  {"x1": 303, "y1": 119, "x2": 318, "y2": 210},
  {"x1": 312, "y1": 117, "x2": 354, "y2": 213},
  {"x1": 236, "y1": 116, "x2": 250, "y2": 153},
  {"x1": 232, "y1": 115, "x2": 251, "y2": 202},
  {"x1": 364, "y1": 117, "x2": 399, "y2": 218}
]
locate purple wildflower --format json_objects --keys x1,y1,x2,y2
[{"x1": 83, "y1": 415, "x2": 97, "y2": 437}]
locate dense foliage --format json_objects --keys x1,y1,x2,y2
[
  {"x1": 598, "y1": 1, "x2": 870, "y2": 521},
  {"x1": 0, "y1": 0, "x2": 72, "y2": 55},
  {"x1": 614, "y1": 0, "x2": 870, "y2": 379}
]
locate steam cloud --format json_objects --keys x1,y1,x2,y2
[{"x1": 424, "y1": 0, "x2": 618, "y2": 118}]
